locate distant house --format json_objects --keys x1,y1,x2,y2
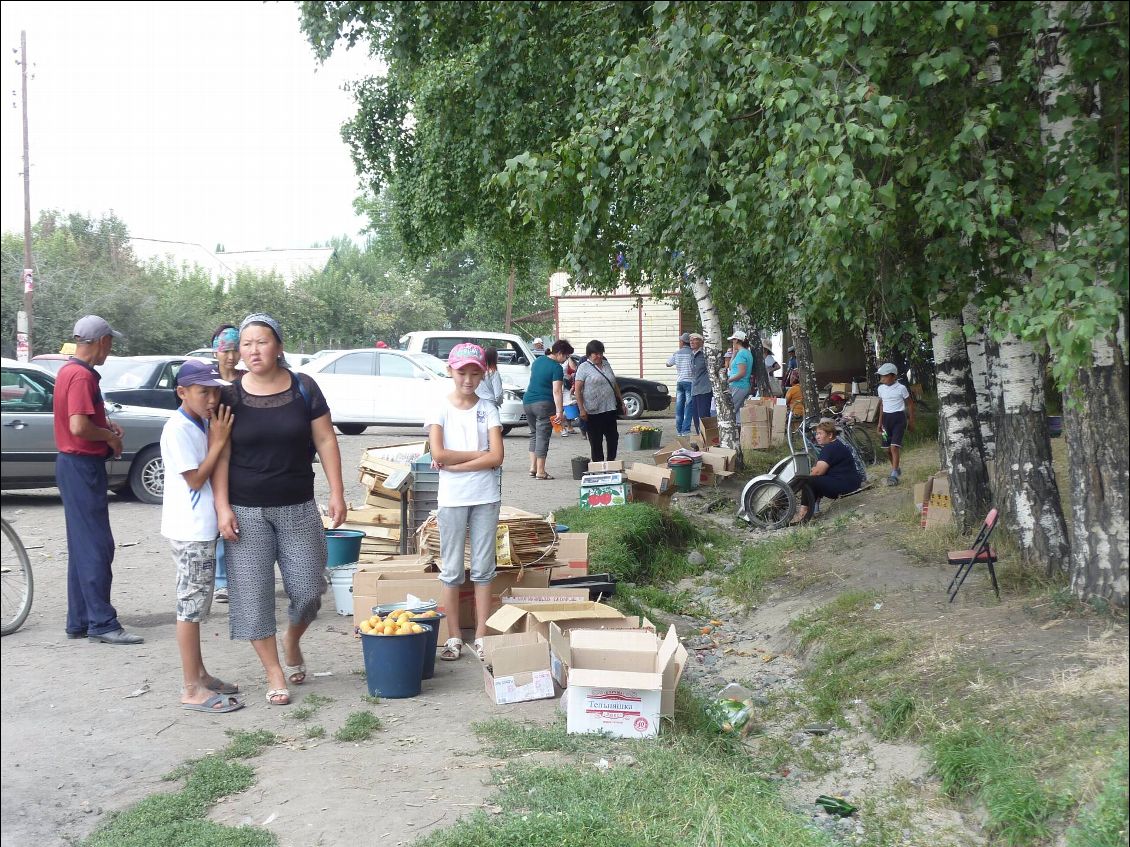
[
  {"x1": 549, "y1": 272, "x2": 681, "y2": 393},
  {"x1": 129, "y1": 240, "x2": 333, "y2": 292}
]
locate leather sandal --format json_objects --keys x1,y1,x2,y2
[
  {"x1": 265, "y1": 688, "x2": 290, "y2": 706},
  {"x1": 440, "y1": 638, "x2": 464, "y2": 661},
  {"x1": 284, "y1": 663, "x2": 307, "y2": 686}
]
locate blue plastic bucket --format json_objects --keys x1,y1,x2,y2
[
  {"x1": 409, "y1": 613, "x2": 446, "y2": 679},
  {"x1": 325, "y1": 529, "x2": 365, "y2": 567},
  {"x1": 360, "y1": 624, "x2": 431, "y2": 698}
]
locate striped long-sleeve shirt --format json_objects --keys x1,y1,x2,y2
[{"x1": 666, "y1": 347, "x2": 695, "y2": 381}]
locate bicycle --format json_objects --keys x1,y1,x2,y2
[{"x1": 1, "y1": 517, "x2": 34, "y2": 635}]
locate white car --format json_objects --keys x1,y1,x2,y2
[
  {"x1": 299, "y1": 349, "x2": 526, "y2": 436},
  {"x1": 397, "y1": 330, "x2": 537, "y2": 390}
]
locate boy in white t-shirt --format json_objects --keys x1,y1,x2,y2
[
  {"x1": 875, "y1": 363, "x2": 915, "y2": 486},
  {"x1": 160, "y1": 360, "x2": 243, "y2": 713},
  {"x1": 425, "y1": 343, "x2": 505, "y2": 663}
]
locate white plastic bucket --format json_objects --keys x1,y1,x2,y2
[{"x1": 327, "y1": 565, "x2": 358, "y2": 616}]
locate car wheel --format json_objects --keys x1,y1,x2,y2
[
  {"x1": 501, "y1": 425, "x2": 513, "y2": 436},
  {"x1": 128, "y1": 445, "x2": 164, "y2": 505},
  {"x1": 621, "y1": 390, "x2": 644, "y2": 419},
  {"x1": 336, "y1": 424, "x2": 367, "y2": 436}
]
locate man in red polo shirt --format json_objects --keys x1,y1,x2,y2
[{"x1": 54, "y1": 315, "x2": 144, "y2": 645}]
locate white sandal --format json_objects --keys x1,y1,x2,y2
[
  {"x1": 440, "y1": 638, "x2": 464, "y2": 661},
  {"x1": 472, "y1": 638, "x2": 486, "y2": 661}
]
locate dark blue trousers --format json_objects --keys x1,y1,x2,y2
[{"x1": 56, "y1": 452, "x2": 120, "y2": 636}]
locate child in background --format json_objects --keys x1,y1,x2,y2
[
  {"x1": 561, "y1": 356, "x2": 581, "y2": 436},
  {"x1": 210, "y1": 324, "x2": 241, "y2": 604},
  {"x1": 426, "y1": 343, "x2": 505, "y2": 662},
  {"x1": 875, "y1": 362, "x2": 914, "y2": 486},
  {"x1": 160, "y1": 360, "x2": 242, "y2": 713}
]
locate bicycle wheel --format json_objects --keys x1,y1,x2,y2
[
  {"x1": 742, "y1": 479, "x2": 798, "y2": 530},
  {"x1": 846, "y1": 425, "x2": 876, "y2": 465},
  {"x1": 1, "y1": 518, "x2": 34, "y2": 636}
]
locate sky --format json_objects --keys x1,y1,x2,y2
[{"x1": 0, "y1": 1, "x2": 377, "y2": 252}]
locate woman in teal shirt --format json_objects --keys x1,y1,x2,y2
[
  {"x1": 726, "y1": 330, "x2": 754, "y2": 412},
  {"x1": 522, "y1": 339, "x2": 574, "y2": 479}
]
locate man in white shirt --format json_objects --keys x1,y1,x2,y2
[{"x1": 876, "y1": 363, "x2": 915, "y2": 485}]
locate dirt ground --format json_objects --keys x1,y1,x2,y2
[
  {"x1": 0, "y1": 425, "x2": 645, "y2": 847},
  {"x1": 3, "y1": 423, "x2": 1126, "y2": 847}
]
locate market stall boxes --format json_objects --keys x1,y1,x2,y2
[
  {"x1": 485, "y1": 599, "x2": 624, "y2": 640},
  {"x1": 455, "y1": 567, "x2": 552, "y2": 624},
  {"x1": 547, "y1": 616, "x2": 657, "y2": 688},
  {"x1": 565, "y1": 626, "x2": 688, "y2": 738},
  {"x1": 481, "y1": 632, "x2": 555, "y2": 705},
  {"x1": 547, "y1": 532, "x2": 589, "y2": 581},
  {"x1": 579, "y1": 472, "x2": 629, "y2": 509},
  {"x1": 626, "y1": 463, "x2": 673, "y2": 509}
]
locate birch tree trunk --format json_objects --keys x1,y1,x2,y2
[
  {"x1": 1038, "y1": 0, "x2": 1129, "y2": 606},
  {"x1": 789, "y1": 307, "x2": 820, "y2": 423},
  {"x1": 984, "y1": 333, "x2": 1071, "y2": 575},
  {"x1": 863, "y1": 324, "x2": 881, "y2": 392},
  {"x1": 693, "y1": 275, "x2": 740, "y2": 460},
  {"x1": 930, "y1": 309, "x2": 992, "y2": 531},
  {"x1": 961, "y1": 302, "x2": 996, "y2": 461}
]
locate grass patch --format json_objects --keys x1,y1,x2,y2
[
  {"x1": 1065, "y1": 749, "x2": 1130, "y2": 847},
  {"x1": 85, "y1": 731, "x2": 279, "y2": 847},
  {"x1": 616, "y1": 582, "x2": 705, "y2": 618},
  {"x1": 554, "y1": 504, "x2": 700, "y2": 584},
  {"x1": 360, "y1": 693, "x2": 381, "y2": 704},
  {"x1": 933, "y1": 726, "x2": 1070, "y2": 844},
  {"x1": 303, "y1": 725, "x2": 326, "y2": 740},
  {"x1": 334, "y1": 711, "x2": 382, "y2": 742},
  {"x1": 722, "y1": 525, "x2": 820, "y2": 603},
  {"x1": 428, "y1": 718, "x2": 830, "y2": 847}
]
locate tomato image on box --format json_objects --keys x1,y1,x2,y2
[{"x1": 579, "y1": 473, "x2": 629, "y2": 509}]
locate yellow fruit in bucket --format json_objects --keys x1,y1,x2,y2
[{"x1": 410, "y1": 623, "x2": 423, "y2": 634}]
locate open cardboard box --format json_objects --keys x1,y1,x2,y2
[
  {"x1": 481, "y1": 631, "x2": 556, "y2": 705},
  {"x1": 499, "y1": 586, "x2": 590, "y2": 604},
  {"x1": 486, "y1": 599, "x2": 624, "y2": 640},
  {"x1": 547, "y1": 617, "x2": 657, "y2": 688},
  {"x1": 548, "y1": 532, "x2": 589, "y2": 580},
  {"x1": 705, "y1": 446, "x2": 738, "y2": 472},
  {"x1": 565, "y1": 626, "x2": 688, "y2": 738},
  {"x1": 353, "y1": 559, "x2": 436, "y2": 595},
  {"x1": 457, "y1": 568, "x2": 551, "y2": 627}
]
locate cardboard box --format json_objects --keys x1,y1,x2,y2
[
  {"x1": 352, "y1": 559, "x2": 434, "y2": 596},
  {"x1": 588, "y1": 460, "x2": 624, "y2": 473},
  {"x1": 579, "y1": 472, "x2": 629, "y2": 508},
  {"x1": 500, "y1": 586, "x2": 590, "y2": 604},
  {"x1": 769, "y1": 406, "x2": 788, "y2": 446},
  {"x1": 626, "y1": 463, "x2": 672, "y2": 494},
  {"x1": 456, "y1": 568, "x2": 552, "y2": 627},
  {"x1": 740, "y1": 422, "x2": 772, "y2": 450},
  {"x1": 548, "y1": 533, "x2": 589, "y2": 580},
  {"x1": 700, "y1": 416, "x2": 720, "y2": 447},
  {"x1": 930, "y1": 474, "x2": 952, "y2": 508},
  {"x1": 740, "y1": 403, "x2": 772, "y2": 424},
  {"x1": 705, "y1": 446, "x2": 738, "y2": 471},
  {"x1": 632, "y1": 489, "x2": 673, "y2": 510},
  {"x1": 357, "y1": 571, "x2": 448, "y2": 640},
  {"x1": 565, "y1": 626, "x2": 687, "y2": 738},
  {"x1": 481, "y1": 632, "x2": 556, "y2": 705},
  {"x1": 652, "y1": 436, "x2": 700, "y2": 466},
  {"x1": 548, "y1": 617, "x2": 657, "y2": 688},
  {"x1": 924, "y1": 503, "x2": 954, "y2": 529},
  {"x1": 485, "y1": 600, "x2": 624, "y2": 639}
]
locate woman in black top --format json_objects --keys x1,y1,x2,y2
[
  {"x1": 214, "y1": 313, "x2": 346, "y2": 706},
  {"x1": 792, "y1": 420, "x2": 864, "y2": 524}
]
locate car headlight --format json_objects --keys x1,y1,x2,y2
[
  {"x1": 657, "y1": 384, "x2": 668, "y2": 393},
  {"x1": 503, "y1": 389, "x2": 522, "y2": 402}
]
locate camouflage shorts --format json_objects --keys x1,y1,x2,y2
[{"x1": 169, "y1": 539, "x2": 216, "y2": 623}]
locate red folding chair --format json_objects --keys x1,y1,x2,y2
[{"x1": 947, "y1": 508, "x2": 1000, "y2": 602}]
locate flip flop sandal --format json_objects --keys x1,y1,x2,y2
[
  {"x1": 472, "y1": 638, "x2": 486, "y2": 662},
  {"x1": 285, "y1": 663, "x2": 307, "y2": 685},
  {"x1": 439, "y1": 638, "x2": 464, "y2": 661},
  {"x1": 204, "y1": 677, "x2": 240, "y2": 695},
  {"x1": 528, "y1": 470, "x2": 537, "y2": 477},
  {"x1": 183, "y1": 693, "x2": 245, "y2": 714},
  {"x1": 265, "y1": 688, "x2": 290, "y2": 706},
  {"x1": 535, "y1": 473, "x2": 555, "y2": 480}
]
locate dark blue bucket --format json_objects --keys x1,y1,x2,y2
[
  {"x1": 360, "y1": 624, "x2": 431, "y2": 698},
  {"x1": 409, "y1": 613, "x2": 446, "y2": 679}
]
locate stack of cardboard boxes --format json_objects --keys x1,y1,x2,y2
[
  {"x1": 914, "y1": 471, "x2": 953, "y2": 529},
  {"x1": 482, "y1": 587, "x2": 687, "y2": 738},
  {"x1": 739, "y1": 398, "x2": 788, "y2": 450}
]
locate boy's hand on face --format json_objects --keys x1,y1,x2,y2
[{"x1": 210, "y1": 404, "x2": 234, "y2": 445}]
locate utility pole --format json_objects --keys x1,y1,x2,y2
[{"x1": 17, "y1": 30, "x2": 33, "y2": 361}]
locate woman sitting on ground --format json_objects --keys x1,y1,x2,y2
[{"x1": 792, "y1": 420, "x2": 864, "y2": 524}]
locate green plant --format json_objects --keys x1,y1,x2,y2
[
  {"x1": 334, "y1": 711, "x2": 382, "y2": 742},
  {"x1": 304, "y1": 725, "x2": 326, "y2": 740},
  {"x1": 873, "y1": 693, "x2": 917, "y2": 740},
  {"x1": 555, "y1": 503, "x2": 700, "y2": 584},
  {"x1": 1065, "y1": 749, "x2": 1130, "y2": 847}
]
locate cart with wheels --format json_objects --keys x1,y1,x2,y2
[{"x1": 737, "y1": 452, "x2": 817, "y2": 530}]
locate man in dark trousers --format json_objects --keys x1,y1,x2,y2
[{"x1": 54, "y1": 315, "x2": 144, "y2": 644}]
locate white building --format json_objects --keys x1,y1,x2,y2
[{"x1": 549, "y1": 271, "x2": 682, "y2": 393}]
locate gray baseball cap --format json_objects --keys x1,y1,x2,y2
[
  {"x1": 73, "y1": 315, "x2": 122, "y2": 343},
  {"x1": 679, "y1": 332, "x2": 691, "y2": 343},
  {"x1": 876, "y1": 363, "x2": 898, "y2": 376}
]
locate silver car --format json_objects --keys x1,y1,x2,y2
[{"x1": 1, "y1": 358, "x2": 169, "y2": 504}]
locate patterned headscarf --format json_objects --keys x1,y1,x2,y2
[{"x1": 213, "y1": 327, "x2": 239, "y2": 352}]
